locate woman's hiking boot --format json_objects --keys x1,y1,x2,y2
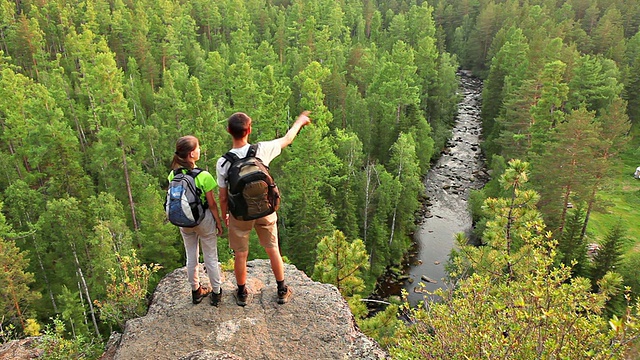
[
  {"x1": 210, "y1": 289, "x2": 222, "y2": 307},
  {"x1": 192, "y1": 286, "x2": 211, "y2": 304}
]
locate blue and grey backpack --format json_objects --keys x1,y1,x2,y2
[{"x1": 165, "y1": 168, "x2": 208, "y2": 227}]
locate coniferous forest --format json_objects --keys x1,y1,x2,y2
[{"x1": 1, "y1": 0, "x2": 640, "y2": 358}]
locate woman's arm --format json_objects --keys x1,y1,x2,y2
[{"x1": 205, "y1": 190, "x2": 223, "y2": 236}]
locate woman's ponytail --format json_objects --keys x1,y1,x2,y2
[{"x1": 171, "y1": 136, "x2": 198, "y2": 170}]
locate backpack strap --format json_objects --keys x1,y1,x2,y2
[
  {"x1": 247, "y1": 144, "x2": 258, "y2": 158},
  {"x1": 222, "y1": 151, "x2": 241, "y2": 167},
  {"x1": 189, "y1": 168, "x2": 203, "y2": 178},
  {"x1": 174, "y1": 167, "x2": 203, "y2": 178},
  {"x1": 222, "y1": 143, "x2": 258, "y2": 166}
]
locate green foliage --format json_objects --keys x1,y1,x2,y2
[
  {"x1": 625, "y1": 31, "x2": 640, "y2": 126},
  {"x1": 480, "y1": 160, "x2": 542, "y2": 265},
  {"x1": 591, "y1": 221, "x2": 628, "y2": 316},
  {"x1": 557, "y1": 207, "x2": 590, "y2": 278},
  {"x1": 591, "y1": 222, "x2": 626, "y2": 290},
  {"x1": 36, "y1": 317, "x2": 102, "y2": 360},
  {"x1": 0, "y1": 203, "x2": 41, "y2": 335},
  {"x1": 312, "y1": 230, "x2": 370, "y2": 297},
  {"x1": 392, "y1": 264, "x2": 639, "y2": 359},
  {"x1": 357, "y1": 303, "x2": 404, "y2": 349},
  {"x1": 56, "y1": 286, "x2": 91, "y2": 339},
  {"x1": 532, "y1": 107, "x2": 601, "y2": 234},
  {"x1": 94, "y1": 251, "x2": 161, "y2": 330},
  {"x1": 391, "y1": 161, "x2": 640, "y2": 359},
  {"x1": 620, "y1": 250, "x2": 640, "y2": 298},
  {"x1": 567, "y1": 55, "x2": 623, "y2": 115}
]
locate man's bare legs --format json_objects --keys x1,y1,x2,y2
[
  {"x1": 234, "y1": 248, "x2": 282, "y2": 285},
  {"x1": 234, "y1": 250, "x2": 249, "y2": 285},
  {"x1": 265, "y1": 246, "x2": 285, "y2": 281},
  {"x1": 265, "y1": 246, "x2": 292, "y2": 303}
]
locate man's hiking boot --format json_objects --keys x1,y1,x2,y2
[
  {"x1": 210, "y1": 289, "x2": 222, "y2": 307},
  {"x1": 277, "y1": 285, "x2": 292, "y2": 304},
  {"x1": 235, "y1": 288, "x2": 249, "y2": 307},
  {"x1": 192, "y1": 286, "x2": 211, "y2": 304}
]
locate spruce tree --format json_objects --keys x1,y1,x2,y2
[{"x1": 591, "y1": 221, "x2": 626, "y2": 290}]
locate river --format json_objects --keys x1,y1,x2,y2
[{"x1": 374, "y1": 71, "x2": 488, "y2": 307}]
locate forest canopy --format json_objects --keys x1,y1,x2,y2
[
  {"x1": 1, "y1": 0, "x2": 640, "y2": 357},
  {"x1": 0, "y1": 0, "x2": 458, "y2": 341}
]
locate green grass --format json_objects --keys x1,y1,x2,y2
[{"x1": 587, "y1": 124, "x2": 640, "y2": 252}]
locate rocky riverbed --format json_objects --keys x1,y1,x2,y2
[{"x1": 374, "y1": 71, "x2": 488, "y2": 307}]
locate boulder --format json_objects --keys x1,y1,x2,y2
[{"x1": 100, "y1": 259, "x2": 388, "y2": 360}]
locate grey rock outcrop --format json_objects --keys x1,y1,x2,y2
[
  {"x1": 100, "y1": 259, "x2": 388, "y2": 360},
  {"x1": 0, "y1": 337, "x2": 42, "y2": 359}
]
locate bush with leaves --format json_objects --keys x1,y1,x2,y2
[
  {"x1": 94, "y1": 251, "x2": 161, "y2": 330},
  {"x1": 358, "y1": 302, "x2": 405, "y2": 349},
  {"x1": 37, "y1": 317, "x2": 102, "y2": 360},
  {"x1": 392, "y1": 237, "x2": 640, "y2": 358}
]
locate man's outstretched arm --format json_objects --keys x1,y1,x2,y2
[{"x1": 275, "y1": 111, "x2": 311, "y2": 149}]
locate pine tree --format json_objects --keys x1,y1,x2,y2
[
  {"x1": 2, "y1": 180, "x2": 57, "y2": 314},
  {"x1": 360, "y1": 161, "x2": 395, "y2": 280},
  {"x1": 367, "y1": 41, "x2": 420, "y2": 163},
  {"x1": 312, "y1": 230, "x2": 370, "y2": 297},
  {"x1": 331, "y1": 129, "x2": 365, "y2": 240},
  {"x1": 592, "y1": 7, "x2": 626, "y2": 63},
  {"x1": 0, "y1": 204, "x2": 42, "y2": 334},
  {"x1": 386, "y1": 133, "x2": 423, "y2": 259},
  {"x1": 567, "y1": 54, "x2": 623, "y2": 114},
  {"x1": 477, "y1": 159, "x2": 542, "y2": 277},
  {"x1": 580, "y1": 98, "x2": 631, "y2": 239},
  {"x1": 624, "y1": 31, "x2": 640, "y2": 125},
  {"x1": 532, "y1": 108, "x2": 601, "y2": 236},
  {"x1": 481, "y1": 26, "x2": 529, "y2": 143},
  {"x1": 37, "y1": 197, "x2": 101, "y2": 338}
]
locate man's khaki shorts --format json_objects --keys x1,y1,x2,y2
[{"x1": 228, "y1": 212, "x2": 278, "y2": 252}]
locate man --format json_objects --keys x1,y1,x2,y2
[{"x1": 216, "y1": 110, "x2": 311, "y2": 306}]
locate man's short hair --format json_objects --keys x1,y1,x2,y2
[{"x1": 227, "y1": 112, "x2": 251, "y2": 139}]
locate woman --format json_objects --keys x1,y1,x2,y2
[{"x1": 169, "y1": 135, "x2": 224, "y2": 306}]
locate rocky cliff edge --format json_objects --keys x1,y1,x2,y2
[{"x1": 99, "y1": 259, "x2": 388, "y2": 360}]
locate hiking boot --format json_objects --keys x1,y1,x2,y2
[
  {"x1": 210, "y1": 289, "x2": 222, "y2": 307},
  {"x1": 235, "y1": 288, "x2": 248, "y2": 307},
  {"x1": 192, "y1": 286, "x2": 211, "y2": 304},
  {"x1": 277, "y1": 286, "x2": 292, "y2": 304}
]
